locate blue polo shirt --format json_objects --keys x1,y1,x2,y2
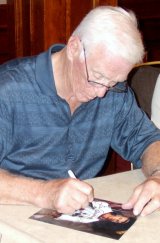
[{"x1": 0, "y1": 44, "x2": 160, "y2": 180}]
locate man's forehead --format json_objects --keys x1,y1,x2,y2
[{"x1": 91, "y1": 52, "x2": 133, "y2": 82}]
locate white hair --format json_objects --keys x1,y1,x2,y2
[{"x1": 72, "y1": 6, "x2": 144, "y2": 64}]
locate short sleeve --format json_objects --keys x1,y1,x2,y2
[
  {"x1": 0, "y1": 100, "x2": 12, "y2": 162},
  {"x1": 111, "y1": 88, "x2": 160, "y2": 168}
]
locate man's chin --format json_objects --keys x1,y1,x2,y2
[
  {"x1": 80, "y1": 96, "x2": 97, "y2": 103},
  {"x1": 97, "y1": 93, "x2": 108, "y2": 98}
]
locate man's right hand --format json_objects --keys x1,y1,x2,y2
[{"x1": 35, "y1": 178, "x2": 94, "y2": 214}]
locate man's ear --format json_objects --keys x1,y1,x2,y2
[{"x1": 67, "y1": 36, "x2": 82, "y2": 61}]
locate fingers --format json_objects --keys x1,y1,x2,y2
[
  {"x1": 122, "y1": 178, "x2": 160, "y2": 216},
  {"x1": 68, "y1": 178, "x2": 94, "y2": 211},
  {"x1": 52, "y1": 178, "x2": 94, "y2": 214},
  {"x1": 72, "y1": 178, "x2": 94, "y2": 202},
  {"x1": 140, "y1": 197, "x2": 160, "y2": 216},
  {"x1": 122, "y1": 184, "x2": 142, "y2": 212},
  {"x1": 135, "y1": 180, "x2": 160, "y2": 216}
]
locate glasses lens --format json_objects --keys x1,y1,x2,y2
[{"x1": 83, "y1": 45, "x2": 127, "y2": 93}]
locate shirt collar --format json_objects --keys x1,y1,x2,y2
[{"x1": 36, "y1": 44, "x2": 65, "y2": 96}]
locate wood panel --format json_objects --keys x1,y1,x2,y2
[
  {"x1": 94, "y1": 0, "x2": 117, "y2": 6},
  {"x1": 0, "y1": 4, "x2": 9, "y2": 64},
  {"x1": 6, "y1": 0, "x2": 117, "y2": 58},
  {"x1": 29, "y1": 0, "x2": 45, "y2": 55},
  {"x1": 43, "y1": 0, "x2": 67, "y2": 49},
  {"x1": 7, "y1": 0, "x2": 23, "y2": 57},
  {"x1": 69, "y1": 0, "x2": 93, "y2": 36},
  {"x1": 4, "y1": 0, "x2": 160, "y2": 61}
]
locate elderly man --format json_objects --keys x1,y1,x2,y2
[{"x1": 0, "y1": 6, "x2": 160, "y2": 217}]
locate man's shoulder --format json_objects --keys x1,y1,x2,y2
[
  {"x1": 0, "y1": 56, "x2": 37, "y2": 88},
  {"x1": 0, "y1": 56, "x2": 38, "y2": 101},
  {"x1": 0, "y1": 56, "x2": 36, "y2": 74}
]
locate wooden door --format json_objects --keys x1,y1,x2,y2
[
  {"x1": 0, "y1": 3, "x2": 10, "y2": 63},
  {"x1": 7, "y1": 0, "x2": 117, "y2": 58}
]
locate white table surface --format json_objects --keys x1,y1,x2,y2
[{"x1": 0, "y1": 169, "x2": 159, "y2": 243}]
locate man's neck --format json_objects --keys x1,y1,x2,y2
[{"x1": 51, "y1": 48, "x2": 81, "y2": 114}]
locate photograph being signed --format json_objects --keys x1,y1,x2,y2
[{"x1": 30, "y1": 198, "x2": 137, "y2": 240}]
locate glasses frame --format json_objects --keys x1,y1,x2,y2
[{"x1": 83, "y1": 45, "x2": 128, "y2": 93}]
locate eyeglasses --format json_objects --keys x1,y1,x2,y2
[{"x1": 83, "y1": 45, "x2": 127, "y2": 93}]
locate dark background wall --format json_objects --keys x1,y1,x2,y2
[{"x1": 119, "y1": 0, "x2": 160, "y2": 61}]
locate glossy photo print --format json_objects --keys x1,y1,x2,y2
[{"x1": 30, "y1": 198, "x2": 137, "y2": 240}]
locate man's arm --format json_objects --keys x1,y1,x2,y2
[
  {"x1": 0, "y1": 169, "x2": 94, "y2": 214},
  {"x1": 122, "y1": 141, "x2": 160, "y2": 216}
]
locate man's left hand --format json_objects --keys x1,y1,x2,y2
[{"x1": 122, "y1": 175, "x2": 160, "y2": 216}]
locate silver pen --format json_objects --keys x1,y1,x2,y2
[{"x1": 68, "y1": 170, "x2": 94, "y2": 209}]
